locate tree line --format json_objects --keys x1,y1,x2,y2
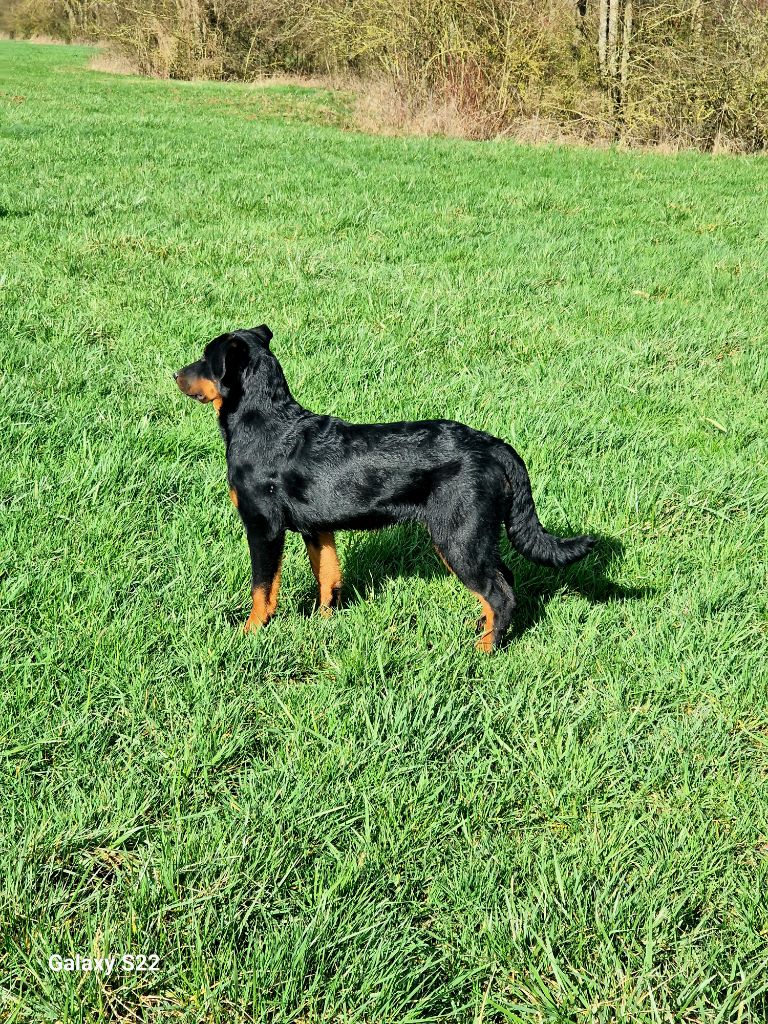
[{"x1": 4, "y1": 0, "x2": 768, "y2": 149}]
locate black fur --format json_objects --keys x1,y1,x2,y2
[{"x1": 174, "y1": 326, "x2": 595, "y2": 650}]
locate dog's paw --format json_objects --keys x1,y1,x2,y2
[
  {"x1": 243, "y1": 615, "x2": 268, "y2": 634},
  {"x1": 475, "y1": 632, "x2": 494, "y2": 654}
]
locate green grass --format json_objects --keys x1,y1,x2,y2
[{"x1": 2, "y1": 39, "x2": 768, "y2": 1022}]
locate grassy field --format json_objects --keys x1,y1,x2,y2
[{"x1": 2, "y1": 40, "x2": 768, "y2": 1023}]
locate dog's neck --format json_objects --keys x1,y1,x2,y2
[{"x1": 217, "y1": 368, "x2": 305, "y2": 441}]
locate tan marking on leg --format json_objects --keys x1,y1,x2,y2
[
  {"x1": 472, "y1": 592, "x2": 495, "y2": 653},
  {"x1": 266, "y1": 560, "x2": 282, "y2": 617},
  {"x1": 244, "y1": 557, "x2": 283, "y2": 632},
  {"x1": 212, "y1": 397, "x2": 223, "y2": 415},
  {"x1": 305, "y1": 533, "x2": 342, "y2": 615},
  {"x1": 229, "y1": 487, "x2": 239, "y2": 508},
  {"x1": 244, "y1": 586, "x2": 270, "y2": 633}
]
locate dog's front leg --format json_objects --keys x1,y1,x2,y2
[
  {"x1": 303, "y1": 532, "x2": 342, "y2": 616},
  {"x1": 243, "y1": 526, "x2": 285, "y2": 633}
]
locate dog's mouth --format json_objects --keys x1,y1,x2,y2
[{"x1": 175, "y1": 373, "x2": 221, "y2": 404}]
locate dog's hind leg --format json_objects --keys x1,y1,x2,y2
[
  {"x1": 244, "y1": 528, "x2": 285, "y2": 632},
  {"x1": 432, "y1": 526, "x2": 516, "y2": 652},
  {"x1": 303, "y1": 532, "x2": 342, "y2": 616}
]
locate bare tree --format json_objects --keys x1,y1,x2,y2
[{"x1": 598, "y1": 0, "x2": 633, "y2": 123}]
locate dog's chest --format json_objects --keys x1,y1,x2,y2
[
  {"x1": 229, "y1": 466, "x2": 279, "y2": 504},
  {"x1": 224, "y1": 420, "x2": 312, "y2": 530},
  {"x1": 225, "y1": 441, "x2": 288, "y2": 528}
]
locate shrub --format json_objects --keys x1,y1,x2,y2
[{"x1": 4, "y1": 0, "x2": 768, "y2": 150}]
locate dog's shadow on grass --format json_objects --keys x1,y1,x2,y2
[
  {"x1": 295, "y1": 525, "x2": 649, "y2": 637},
  {"x1": 500, "y1": 532, "x2": 650, "y2": 644},
  {"x1": 294, "y1": 524, "x2": 442, "y2": 616}
]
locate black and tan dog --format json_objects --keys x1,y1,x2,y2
[{"x1": 174, "y1": 325, "x2": 594, "y2": 651}]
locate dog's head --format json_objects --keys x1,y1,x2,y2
[{"x1": 174, "y1": 324, "x2": 274, "y2": 407}]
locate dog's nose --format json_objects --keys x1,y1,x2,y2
[{"x1": 173, "y1": 371, "x2": 180, "y2": 380}]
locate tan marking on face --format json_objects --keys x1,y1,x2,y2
[
  {"x1": 196, "y1": 378, "x2": 221, "y2": 402},
  {"x1": 212, "y1": 397, "x2": 223, "y2": 415},
  {"x1": 472, "y1": 592, "x2": 495, "y2": 653},
  {"x1": 176, "y1": 374, "x2": 222, "y2": 405},
  {"x1": 305, "y1": 533, "x2": 342, "y2": 614}
]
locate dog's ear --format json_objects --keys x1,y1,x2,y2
[
  {"x1": 206, "y1": 333, "x2": 250, "y2": 388},
  {"x1": 249, "y1": 324, "x2": 273, "y2": 347}
]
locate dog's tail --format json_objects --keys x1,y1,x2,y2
[{"x1": 495, "y1": 443, "x2": 596, "y2": 568}]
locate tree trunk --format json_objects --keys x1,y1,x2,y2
[
  {"x1": 620, "y1": 0, "x2": 633, "y2": 103},
  {"x1": 598, "y1": 0, "x2": 608, "y2": 79},
  {"x1": 607, "y1": 0, "x2": 619, "y2": 80},
  {"x1": 692, "y1": 0, "x2": 704, "y2": 37}
]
